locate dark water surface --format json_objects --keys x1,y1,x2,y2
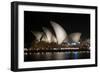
[{"x1": 24, "y1": 51, "x2": 90, "y2": 62}]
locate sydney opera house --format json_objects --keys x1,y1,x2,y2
[{"x1": 24, "y1": 21, "x2": 90, "y2": 61}]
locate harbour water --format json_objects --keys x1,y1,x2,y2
[{"x1": 24, "y1": 51, "x2": 90, "y2": 61}]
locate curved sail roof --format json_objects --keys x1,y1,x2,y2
[
  {"x1": 50, "y1": 21, "x2": 67, "y2": 44},
  {"x1": 31, "y1": 31, "x2": 43, "y2": 42},
  {"x1": 69, "y1": 32, "x2": 81, "y2": 42},
  {"x1": 42, "y1": 27, "x2": 52, "y2": 43}
]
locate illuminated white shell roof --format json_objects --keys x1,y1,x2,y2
[
  {"x1": 50, "y1": 21, "x2": 67, "y2": 44},
  {"x1": 32, "y1": 21, "x2": 68, "y2": 44},
  {"x1": 69, "y1": 32, "x2": 81, "y2": 42},
  {"x1": 42, "y1": 27, "x2": 52, "y2": 43},
  {"x1": 31, "y1": 31, "x2": 43, "y2": 42}
]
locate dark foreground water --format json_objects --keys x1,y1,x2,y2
[{"x1": 24, "y1": 51, "x2": 90, "y2": 62}]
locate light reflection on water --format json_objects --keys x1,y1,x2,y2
[
  {"x1": 73, "y1": 52, "x2": 78, "y2": 59},
  {"x1": 24, "y1": 51, "x2": 90, "y2": 61}
]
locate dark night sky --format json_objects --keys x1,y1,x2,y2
[{"x1": 24, "y1": 11, "x2": 90, "y2": 48}]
